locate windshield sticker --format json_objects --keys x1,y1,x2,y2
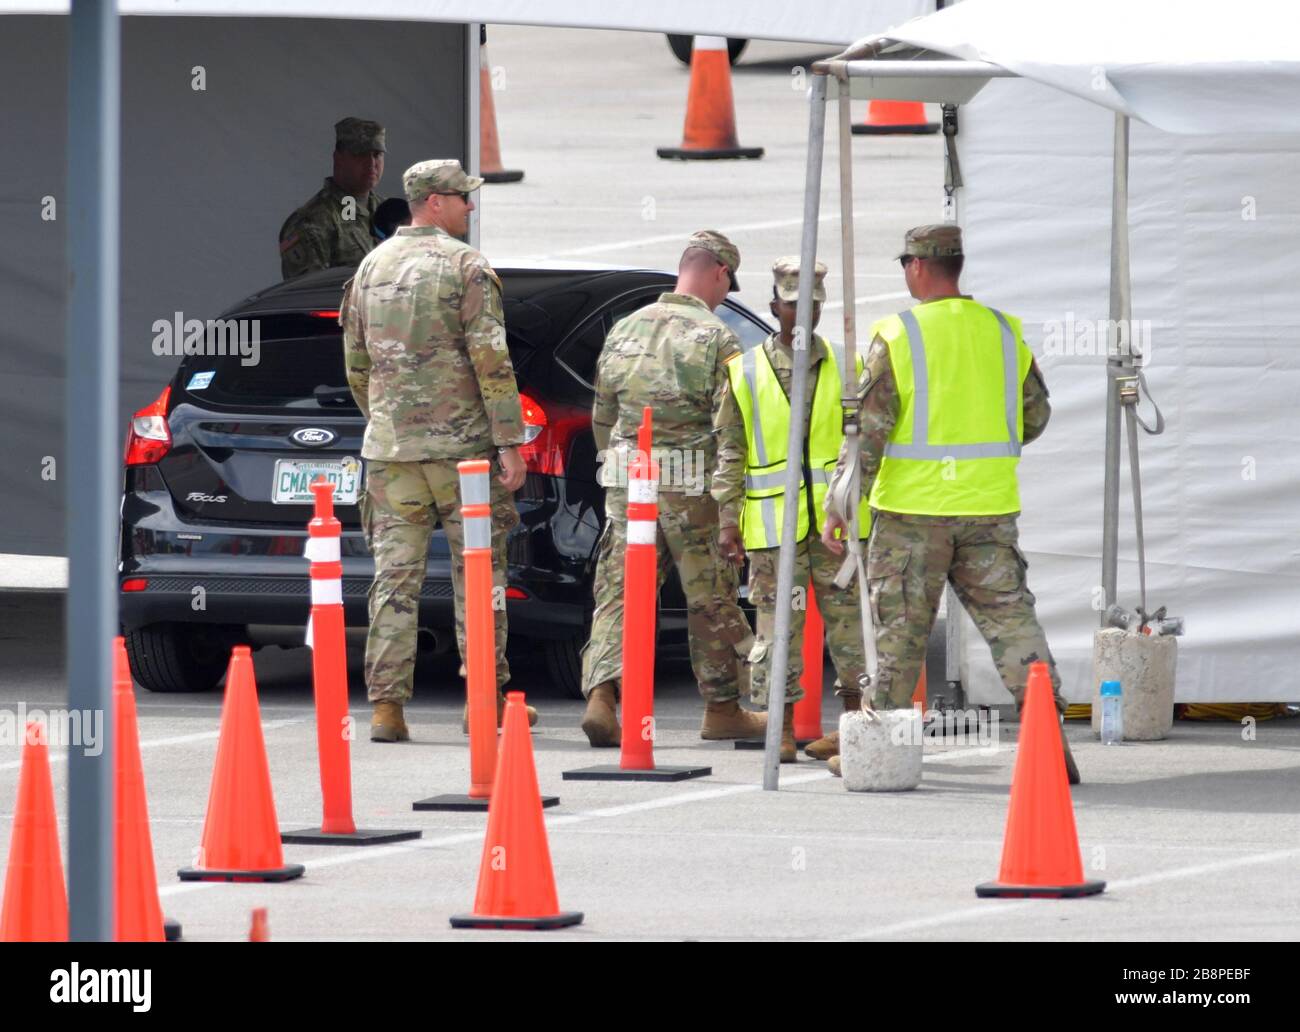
[{"x1": 186, "y1": 370, "x2": 216, "y2": 391}]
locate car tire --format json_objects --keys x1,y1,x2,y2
[
  {"x1": 666, "y1": 35, "x2": 748, "y2": 66},
  {"x1": 543, "y1": 634, "x2": 586, "y2": 700},
  {"x1": 124, "y1": 623, "x2": 236, "y2": 693}
]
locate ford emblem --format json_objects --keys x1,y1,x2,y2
[{"x1": 290, "y1": 427, "x2": 336, "y2": 448}]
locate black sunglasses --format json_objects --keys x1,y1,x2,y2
[{"x1": 899, "y1": 255, "x2": 917, "y2": 268}]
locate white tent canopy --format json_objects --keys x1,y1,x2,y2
[
  {"x1": 845, "y1": 0, "x2": 1300, "y2": 134},
  {"x1": 793, "y1": 0, "x2": 1300, "y2": 708}
]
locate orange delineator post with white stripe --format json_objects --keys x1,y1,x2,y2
[
  {"x1": 793, "y1": 581, "x2": 825, "y2": 741},
  {"x1": 562, "y1": 408, "x2": 711, "y2": 783},
  {"x1": 460, "y1": 460, "x2": 499, "y2": 798},
  {"x1": 620, "y1": 414, "x2": 659, "y2": 771},
  {"x1": 306, "y1": 479, "x2": 354, "y2": 834},
  {"x1": 282, "y1": 478, "x2": 421, "y2": 845}
]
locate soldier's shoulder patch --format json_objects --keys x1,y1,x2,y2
[{"x1": 279, "y1": 232, "x2": 300, "y2": 254}]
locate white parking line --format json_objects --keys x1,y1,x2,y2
[
  {"x1": 0, "y1": 719, "x2": 304, "y2": 772},
  {"x1": 520, "y1": 210, "x2": 868, "y2": 261},
  {"x1": 842, "y1": 845, "x2": 1300, "y2": 940},
  {"x1": 157, "y1": 769, "x2": 833, "y2": 899}
]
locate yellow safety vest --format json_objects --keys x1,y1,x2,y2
[
  {"x1": 727, "y1": 336, "x2": 871, "y2": 550},
  {"x1": 870, "y1": 298, "x2": 1033, "y2": 516}
]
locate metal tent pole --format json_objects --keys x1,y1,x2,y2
[
  {"x1": 762, "y1": 72, "x2": 828, "y2": 790},
  {"x1": 1100, "y1": 113, "x2": 1131, "y2": 618},
  {"x1": 66, "y1": 0, "x2": 119, "y2": 941}
]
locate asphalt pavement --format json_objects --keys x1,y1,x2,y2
[{"x1": 1, "y1": 26, "x2": 1297, "y2": 943}]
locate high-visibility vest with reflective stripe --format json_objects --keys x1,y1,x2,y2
[
  {"x1": 869, "y1": 298, "x2": 1033, "y2": 516},
  {"x1": 726, "y1": 336, "x2": 871, "y2": 550}
]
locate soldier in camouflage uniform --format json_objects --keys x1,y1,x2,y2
[
  {"x1": 341, "y1": 158, "x2": 534, "y2": 742},
  {"x1": 580, "y1": 230, "x2": 764, "y2": 747},
  {"x1": 713, "y1": 257, "x2": 869, "y2": 763},
  {"x1": 823, "y1": 225, "x2": 1079, "y2": 782},
  {"x1": 280, "y1": 117, "x2": 387, "y2": 280}
]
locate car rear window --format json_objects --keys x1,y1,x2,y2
[{"x1": 178, "y1": 314, "x2": 354, "y2": 411}]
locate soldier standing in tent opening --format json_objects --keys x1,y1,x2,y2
[
  {"x1": 280, "y1": 117, "x2": 386, "y2": 280},
  {"x1": 822, "y1": 224, "x2": 1079, "y2": 783},
  {"x1": 712, "y1": 257, "x2": 871, "y2": 763},
  {"x1": 579, "y1": 230, "x2": 764, "y2": 747},
  {"x1": 341, "y1": 159, "x2": 536, "y2": 742}
]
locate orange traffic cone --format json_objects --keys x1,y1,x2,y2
[
  {"x1": 852, "y1": 99, "x2": 938, "y2": 136},
  {"x1": 113, "y1": 637, "x2": 166, "y2": 941},
  {"x1": 912, "y1": 664, "x2": 928, "y2": 711},
  {"x1": 249, "y1": 908, "x2": 270, "y2": 941},
  {"x1": 479, "y1": 44, "x2": 523, "y2": 183},
  {"x1": 0, "y1": 722, "x2": 68, "y2": 941},
  {"x1": 658, "y1": 35, "x2": 763, "y2": 160},
  {"x1": 178, "y1": 647, "x2": 304, "y2": 882},
  {"x1": 976, "y1": 662, "x2": 1104, "y2": 899},
  {"x1": 451, "y1": 693, "x2": 582, "y2": 930}
]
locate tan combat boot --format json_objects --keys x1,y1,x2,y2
[
  {"x1": 804, "y1": 694, "x2": 861, "y2": 760},
  {"x1": 780, "y1": 703, "x2": 797, "y2": 763},
  {"x1": 462, "y1": 693, "x2": 539, "y2": 734},
  {"x1": 370, "y1": 701, "x2": 410, "y2": 743},
  {"x1": 827, "y1": 755, "x2": 842, "y2": 778},
  {"x1": 580, "y1": 681, "x2": 621, "y2": 748},
  {"x1": 700, "y1": 699, "x2": 767, "y2": 740}
]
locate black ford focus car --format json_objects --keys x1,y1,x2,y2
[{"x1": 119, "y1": 262, "x2": 770, "y2": 697}]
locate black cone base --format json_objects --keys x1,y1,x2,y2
[
  {"x1": 178, "y1": 863, "x2": 305, "y2": 883},
  {"x1": 975, "y1": 879, "x2": 1106, "y2": 899},
  {"x1": 656, "y1": 146, "x2": 764, "y2": 160},
  {"x1": 413, "y1": 793, "x2": 559, "y2": 812},
  {"x1": 563, "y1": 764, "x2": 710, "y2": 782},
  {"x1": 280, "y1": 827, "x2": 423, "y2": 845},
  {"x1": 482, "y1": 169, "x2": 524, "y2": 183},
  {"x1": 164, "y1": 917, "x2": 182, "y2": 942},
  {"x1": 450, "y1": 910, "x2": 584, "y2": 930},
  {"x1": 852, "y1": 123, "x2": 939, "y2": 135}
]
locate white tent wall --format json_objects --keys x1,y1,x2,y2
[
  {"x1": 952, "y1": 77, "x2": 1300, "y2": 704},
  {"x1": 0, "y1": 14, "x2": 468, "y2": 556}
]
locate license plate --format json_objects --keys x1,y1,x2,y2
[{"x1": 272, "y1": 456, "x2": 363, "y2": 505}]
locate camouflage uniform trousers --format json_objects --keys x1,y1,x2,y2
[
  {"x1": 746, "y1": 533, "x2": 867, "y2": 709},
  {"x1": 580, "y1": 488, "x2": 753, "y2": 702},
  {"x1": 867, "y1": 510, "x2": 1065, "y2": 714},
  {"x1": 362, "y1": 458, "x2": 518, "y2": 704}
]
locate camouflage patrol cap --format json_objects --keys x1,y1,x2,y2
[
  {"x1": 686, "y1": 229, "x2": 740, "y2": 292},
  {"x1": 772, "y1": 255, "x2": 828, "y2": 303},
  {"x1": 898, "y1": 224, "x2": 963, "y2": 259},
  {"x1": 402, "y1": 159, "x2": 485, "y2": 203},
  {"x1": 334, "y1": 117, "x2": 386, "y2": 154}
]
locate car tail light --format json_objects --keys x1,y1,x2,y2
[
  {"x1": 505, "y1": 587, "x2": 528, "y2": 600},
  {"x1": 310, "y1": 310, "x2": 340, "y2": 320},
  {"x1": 124, "y1": 386, "x2": 172, "y2": 466},
  {"x1": 517, "y1": 392, "x2": 588, "y2": 477},
  {"x1": 121, "y1": 578, "x2": 148, "y2": 592}
]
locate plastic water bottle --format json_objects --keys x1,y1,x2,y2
[{"x1": 1100, "y1": 679, "x2": 1124, "y2": 745}]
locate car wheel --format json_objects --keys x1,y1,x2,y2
[
  {"x1": 543, "y1": 634, "x2": 586, "y2": 699},
  {"x1": 124, "y1": 623, "x2": 236, "y2": 693},
  {"x1": 666, "y1": 35, "x2": 748, "y2": 66}
]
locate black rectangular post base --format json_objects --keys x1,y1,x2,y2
[
  {"x1": 733, "y1": 738, "x2": 815, "y2": 750},
  {"x1": 563, "y1": 764, "x2": 711, "y2": 782},
  {"x1": 280, "y1": 827, "x2": 423, "y2": 846},
  {"x1": 413, "y1": 793, "x2": 559, "y2": 812}
]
